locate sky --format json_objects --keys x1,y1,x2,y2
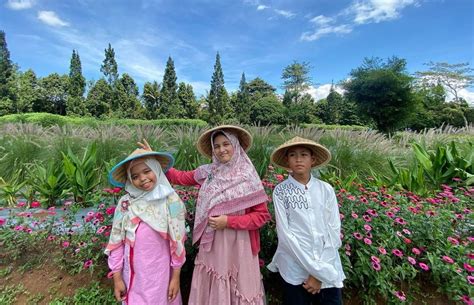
[{"x1": 1, "y1": 0, "x2": 473, "y2": 103}]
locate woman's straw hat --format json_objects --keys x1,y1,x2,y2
[
  {"x1": 197, "y1": 125, "x2": 253, "y2": 158},
  {"x1": 108, "y1": 149, "x2": 174, "y2": 187},
  {"x1": 271, "y1": 136, "x2": 331, "y2": 170}
]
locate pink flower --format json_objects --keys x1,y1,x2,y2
[
  {"x1": 62, "y1": 241, "x2": 70, "y2": 248},
  {"x1": 378, "y1": 247, "x2": 387, "y2": 255},
  {"x1": 362, "y1": 215, "x2": 372, "y2": 222},
  {"x1": 412, "y1": 248, "x2": 421, "y2": 255},
  {"x1": 363, "y1": 238, "x2": 372, "y2": 245},
  {"x1": 47, "y1": 235, "x2": 55, "y2": 241},
  {"x1": 395, "y1": 217, "x2": 407, "y2": 225},
  {"x1": 467, "y1": 276, "x2": 474, "y2": 285},
  {"x1": 83, "y1": 260, "x2": 93, "y2": 269},
  {"x1": 112, "y1": 187, "x2": 122, "y2": 194},
  {"x1": 346, "y1": 195, "x2": 356, "y2": 201},
  {"x1": 448, "y1": 236, "x2": 459, "y2": 245},
  {"x1": 14, "y1": 225, "x2": 24, "y2": 231},
  {"x1": 407, "y1": 256, "x2": 416, "y2": 265},
  {"x1": 464, "y1": 263, "x2": 474, "y2": 272},
  {"x1": 17, "y1": 201, "x2": 26, "y2": 208},
  {"x1": 30, "y1": 201, "x2": 41, "y2": 208},
  {"x1": 371, "y1": 261, "x2": 381, "y2": 271},
  {"x1": 392, "y1": 249, "x2": 403, "y2": 257},
  {"x1": 366, "y1": 209, "x2": 378, "y2": 217},
  {"x1": 275, "y1": 174, "x2": 284, "y2": 182},
  {"x1": 403, "y1": 238, "x2": 412, "y2": 244},
  {"x1": 467, "y1": 253, "x2": 474, "y2": 260},
  {"x1": 386, "y1": 211, "x2": 395, "y2": 218},
  {"x1": 460, "y1": 295, "x2": 473, "y2": 305},
  {"x1": 442, "y1": 256, "x2": 454, "y2": 264},
  {"x1": 402, "y1": 229, "x2": 411, "y2": 235},
  {"x1": 351, "y1": 212, "x2": 359, "y2": 219},
  {"x1": 0, "y1": 218, "x2": 5, "y2": 226},
  {"x1": 353, "y1": 232, "x2": 363, "y2": 240},
  {"x1": 106, "y1": 206, "x2": 116, "y2": 215},
  {"x1": 364, "y1": 224, "x2": 372, "y2": 231},
  {"x1": 371, "y1": 256, "x2": 381, "y2": 264},
  {"x1": 394, "y1": 290, "x2": 406, "y2": 301},
  {"x1": 419, "y1": 262, "x2": 430, "y2": 271}
]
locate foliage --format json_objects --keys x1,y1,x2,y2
[
  {"x1": 67, "y1": 50, "x2": 86, "y2": 117},
  {"x1": 0, "y1": 284, "x2": 25, "y2": 305},
  {"x1": 284, "y1": 94, "x2": 317, "y2": 125},
  {"x1": 247, "y1": 77, "x2": 277, "y2": 103},
  {"x1": 160, "y1": 57, "x2": 184, "y2": 118},
  {"x1": 207, "y1": 52, "x2": 232, "y2": 124},
  {"x1": 343, "y1": 57, "x2": 417, "y2": 133},
  {"x1": 85, "y1": 79, "x2": 113, "y2": 117},
  {"x1": 100, "y1": 43, "x2": 118, "y2": 86},
  {"x1": 142, "y1": 81, "x2": 161, "y2": 119},
  {"x1": 0, "y1": 172, "x2": 27, "y2": 206},
  {"x1": 281, "y1": 61, "x2": 312, "y2": 105},
  {"x1": 29, "y1": 160, "x2": 70, "y2": 206},
  {"x1": 0, "y1": 30, "x2": 15, "y2": 103},
  {"x1": 250, "y1": 96, "x2": 285, "y2": 125},
  {"x1": 232, "y1": 73, "x2": 252, "y2": 124},
  {"x1": 37, "y1": 73, "x2": 69, "y2": 115}
]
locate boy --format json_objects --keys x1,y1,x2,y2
[{"x1": 268, "y1": 136, "x2": 345, "y2": 305}]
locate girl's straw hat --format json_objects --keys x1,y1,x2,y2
[
  {"x1": 271, "y1": 136, "x2": 331, "y2": 170},
  {"x1": 108, "y1": 149, "x2": 174, "y2": 187},
  {"x1": 197, "y1": 125, "x2": 253, "y2": 158}
]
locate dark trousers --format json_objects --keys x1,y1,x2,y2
[{"x1": 281, "y1": 279, "x2": 343, "y2": 305}]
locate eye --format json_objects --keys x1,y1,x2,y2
[{"x1": 131, "y1": 175, "x2": 138, "y2": 180}]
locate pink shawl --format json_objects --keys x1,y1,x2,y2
[{"x1": 193, "y1": 130, "x2": 268, "y2": 251}]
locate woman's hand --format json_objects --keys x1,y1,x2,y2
[
  {"x1": 113, "y1": 272, "x2": 127, "y2": 301},
  {"x1": 137, "y1": 138, "x2": 152, "y2": 151},
  {"x1": 208, "y1": 215, "x2": 228, "y2": 230},
  {"x1": 168, "y1": 268, "x2": 181, "y2": 301},
  {"x1": 302, "y1": 275, "x2": 321, "y2": 294}
]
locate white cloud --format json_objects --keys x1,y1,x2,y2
[
  {"x1": 257, "y1": 4, "x2": 269, "y2": 11},
  {"x1": 5, "y1": 0, "x2": 35, "y2": 10},
  {"x1": 310, "y1": 15, "x2": 333, "y2": 26},
  {"x1": 301, "y1": 24, "x2": 352, "y2": 41},
  {"x1": 450, "y1": 88, "x2": 474, "y2": 106},
  {"x1": 306, "y1": 84, "x2": 344, "y2": 101},
  {"x1": 37, "y1": 11, "x2": 69, "y2": 27},
  {"x1": 350, "y1": 0, "x2": 418, "y2": 24},
  {"x1": 274, "y1": 9, "x2": 296, "y2": 19}
]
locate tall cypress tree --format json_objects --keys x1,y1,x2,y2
[
  {"x1": 0, "y1": 30, "x2": 15, "y2": 114},
  {"x1": 234, "y1": 72, "x2": 251, "y2": 124},
  {"x1": 67, "y1": 50, "x2": 87, "y2": 115},
  {"x1": 142, "y1": 81, "x2": 161, "y2": 119},
  {"x1": 177, "y1": 82, "x2": 198, "y2": 119},
  {"x1": 160, "y1": 57, "x2": 183, "y2": 118},
  {"x1": 100, "y1": 43, "x2": 118, "y2": 86},
  {"x1": 208, "y1": 52, "x2": 231, "y2": 124}
]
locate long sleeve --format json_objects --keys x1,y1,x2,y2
[
  {"x1": 227, "y1": 202, "x2": 271, "y2": 230},
  {"x1": 325, "y1": 188, "x2": 342, "y2": 249},
  {"x1": 165, "y1": 167, "x2": 197, "y2": 186},
  {"x1": 272, "y1": 191, "x2": 338, "y2": 284},
  {"x1": 108, "y1": 244, "x2": 124, "y2": 273}
]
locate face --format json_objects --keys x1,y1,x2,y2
[
  {"x1": 286, "y1": 146, "x2": 315, "y2": 175},
  {"x1": 213, "y1": 134, "x2": 235, "y2": 164},
  {"x1": 129, "y1": 161, "x2": 157, "y2": 191}
]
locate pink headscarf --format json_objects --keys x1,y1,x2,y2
[{"x1": 192, "y1": 130, "x2": 268, "y2": 251}]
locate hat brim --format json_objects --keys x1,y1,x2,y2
[
  {"x1": 108, "y1": 151, "x2": 174, "y2": 187},
  {"x1": 271, "y1": 142, "x2": 331, "y2": 171},
  {"x1": 196, "y1": 125, "x2": 253, "y2": 158}
]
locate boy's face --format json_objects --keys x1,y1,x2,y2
[
  {"x1": 212, "y1": 134, "x2": 235, "y2": 164},
  {"x1": 286, "y1": 146, "x2": 315, "y2": 175},
  {"x1": 130, "y1": 162, "x2": 157, "y2": 191}
]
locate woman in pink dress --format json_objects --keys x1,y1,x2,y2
[
  {"x1": 141, "y1": 125, "x2": 271, "y2": 305},
  {"x1": 105, "y1": 149, "x2": 187, "y2": 305}
]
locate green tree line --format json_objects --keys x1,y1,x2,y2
[{"x1": 1, "y1": 30, "x2": 473, "y2": 132}]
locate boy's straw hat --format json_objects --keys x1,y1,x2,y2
[
  {"x1": 108, "y1": 149, "x2": 174, "y2": 187},
  {"x1": 271, "y1": 136, "x2": 331, "y2": 171},
  {"x1": 197, "y1": 125, "x2": 253, "y2": 158}
]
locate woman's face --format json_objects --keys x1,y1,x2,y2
[{"x1": 212, "y1": 134, "x2": 235, "y2": 163}]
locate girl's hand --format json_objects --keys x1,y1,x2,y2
[
  {"x1": 208, "y1": 215, "x2": 228, "y2": 230},
  {"x1": 137, "y1": 138, "x2": 152, "y2": 151},
  {"x1": 303, "y1": 275, "x2": 321, "y2": 294},
  {"x1": 113, "y1": 273, "x2": 127, "y2": 301},
  {"x1": 168, "y1": 269, "x2": 181, "y2": 301}
]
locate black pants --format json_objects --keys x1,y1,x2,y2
[{"x1": 281, "y1": 279, "x2": 343, "y2": 305}]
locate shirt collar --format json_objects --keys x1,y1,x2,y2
[{"x1": 288, "y1": 174, "x2": 314, "y2": 190}]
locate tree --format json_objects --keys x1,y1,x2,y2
[
  {"x1": 100, "y1": 43, "x2": 119, "y2": 86},
  {"x1": 207, "y1": 52, "x2": 232, "y2": 124},
  {"x1": 343, "y1": 57, "x2": 416, "y2": 133},
  {"x1": 142, "y1": 81, "x2": 161, "y2": 119},
  {"x1": 177, "y1": 82, "x2": 198, "y2": 119},
  {"x1": 281, "y1": 61, "x2": 312, "y2": 105},
  {"x1": 67, "y1": 50, "x2": 87, "y2": 115},
  {"x1": 250, "y1": 96, "x2": 285, "y2": 125},
  {"x1": 86, "y1": 79, "x2": 113, "y2": 117},
  {"x1": 37, "y1": 73, "x2": 69, "y2": 114},
  {"x1": 160, "y1": 57, "x2": 184, "y2": 118},
  {"x1": 416, "y1": 62, "x2": 474, "y2": 103},
  {"x1": 115, "y1": 73, "x2": 142, "y2": 118},
  {"x1": 0, "y1": 30, "x2": 15, "y2": 114},
  {"x1": 13, "y1": 69, "x2": 40, "y2": 113},
  {"x1": 247, "y1": 77, "x2": 276, "y2": 102},
  {"x1": 284, "y1": 93, "x2": 316, "y2": 125},
  {"x1": 232, "y1": 73, "x2": 251, "y2": 124},
  {"x1": 325, "y1": 85, "x2": 344, "y2": 124}
]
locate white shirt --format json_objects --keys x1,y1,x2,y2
[{"x1": 267, "y1": 175, "x2": 345, "y2": 288}]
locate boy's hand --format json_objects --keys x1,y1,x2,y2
[
  {"x1": 168, "y1": 269, "x2": 181, "y2": 301},
  {"x1": 208, "y1": 215, "x2": 228, "y2": 230},
  {"x1": 113, "y1": 273, "x2": 127, "y2": 301},
  {"x1": 303, "y1": 275, "x2": 321, "y2": 294},
  {"x1": 137, "y1": 138, "x2": 152, "y2": 151}
]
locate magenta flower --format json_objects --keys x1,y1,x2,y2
[
  {"x1": 371, "y1": 261, "x2": 381, "y2": 271},
  {"x1": 363, "y1": 238, "x2": 372, "y2": 245},
  {"x1": 442, "y1": 256, "x2": 454, "y2": 264},
  {"x1": 83, "y1": 260, "x2": 93, "y2": 269},
  {"x1": 378, "y1": 247, "x2": 387, "y2": 255},
  {"x1": 412, "y1": 248, "x2": 421, "y2": 255},
  {"x1": 394, "y1": 217, "x2": 407, "y2": 225},
  {"x1": 407, "y1": 256, "x2": 416, "y2": 265},
  {"x1": 14, "y1": 225, "x2": 24, "y2": 231},
  {"x1": 30, "y1": 201, "x2": 41, "y2": 208},
  {"x1": 371, "y1": 256, "x2": 381, "y2": 264},
  {"x1": 62, "y1": 241, "x2": 70, "y2": 248},
  {"x1": 364, "y1": 224, "x2": 372, "y2": 231},
  {"x1": 460, "y1": 295, "x2": 473, "y2": 305},
  {"x1": 419, "y1": 262, "x2": 430, "y2": 271},
  {"x1": 464, "y1": 263, "x2": 474, "y2": 272},
  {"x1": 362, "y1": 215, "x2": 372, "y2": 222},
  {"x1": 113, "y1": 187, "x2": 122, "y2": 193},
  {"x1": 366, "y1": 209, "x2": 378, "y2": 217},
  {"x1": 17, "y1": 201, "x2": 26, "y2": 208},
  {"x1": 392, "y1": 249, "x2": 403, "y2": 257},
  {"x1": 353, "y1": 232, "x2": 363, "y2": 240},
  {"x1": 467, "y1": 275, "x2": 474, "y2": 285},
  {"x1": 106, "y1": 206, "x2": 116, "y2": 215},
  {"x1": 386, "y1": 211, "x2": 395, "y2": 218},
  {"x1": 394, "y1": 291, "x2": 406, "y2": 301},
  {"x1": 0, "y1": 218, "x2": 5, "y2": 226}
]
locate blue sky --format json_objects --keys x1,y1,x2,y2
[{"x1": 1, "y1": 0, "x2": 473, "y2": 102}]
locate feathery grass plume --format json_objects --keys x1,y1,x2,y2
[
  {"x1": 166, "y1": 125, "x2": 207, "y2": 170},
  {"x1": 247, "y1": 125, "x2": 282, "y2": 177}
]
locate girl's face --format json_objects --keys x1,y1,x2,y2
[
  {"x1": 130, "y1": 162, "x2": 157, "y2": 191},
  {"x1": 213, "y1": 134, "x2": 235, "y2": 164}
]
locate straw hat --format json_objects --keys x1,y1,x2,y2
[
  {"x1": 271, "y1": 136, "x2": 331, "y2": 170},
  {"x1": 197, "y1": 125, "x2": 253, "y2": 158},
  {"x1": 108, "y1": 149, "x2": 174, "y2": 187}
]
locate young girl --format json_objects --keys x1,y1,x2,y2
[
  {"x1": 140, "y1": 125, "x2": 271, "y2": 305},
  {"x1": 105, "y1": 148, "x2": 187, "y2": 304}
]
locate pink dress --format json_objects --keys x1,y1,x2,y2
[
  {"x1": 109, "y1": 221, "x2": 183, "y2": 305},
  {"x1": 166, "y1": 168, "x2": 270, "y2": 305}
]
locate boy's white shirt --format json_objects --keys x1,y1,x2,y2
[{"x1": 268, "y1": 174, "x2": 346, "y2": 288}]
